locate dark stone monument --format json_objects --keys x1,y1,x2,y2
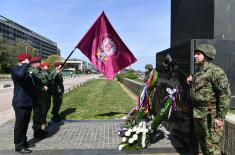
[{"x1": 154, "y1": 0, "x2": 235, "y2": 153}]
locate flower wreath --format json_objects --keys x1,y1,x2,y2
[{"x1": 117, "y1": 69, "x2": 178, "y2": 150}]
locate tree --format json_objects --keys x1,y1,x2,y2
[
  {"x1": 45, "y1": 54, "x2": 62, "y2": 70},
  {"x1": 0, "y1": 34, "x2": 8, "y2": 73},
  {"x1": 0, "y1": 34, "x2": 40, "y2": 73},
  {"x1": 15, "y1": 39, "x2": 39, "y2": 56}
]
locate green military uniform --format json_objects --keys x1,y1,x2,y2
[
  {"x1": 143, "y1": 64, "x2": 153, "y2": 82},
  {"x1": 143, "y1": 64, "x2": 155, "y2": 114},
  {"x1": 191, "y1": 44, "x2": 231, "y2": 155},
  {"x1": 41, "y1": 69, "x2": 52, "y2": 126},
  {"x1": 50, "y1": 69, "x2": 64, "y2": 121},
  {"x1": 29, "y1": 67, "x2": 46, "y2": 132}
]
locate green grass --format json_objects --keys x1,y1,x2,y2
[{"x1": 53, "y1": 79, "x2": 136, "y2": 120}]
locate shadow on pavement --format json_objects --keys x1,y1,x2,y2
[
  {"x1": 60, "y1": 108, "x2": 76, "y2": 119},
  {"x1": 150, "y1": 125, "x2": 193, "y2": 154},
  {"x1": 95, "y1": 111, "x2": 128, "y2": 117},
  {"x1": 28, "y1": 121, "x2": 62, "y2": 145},
  {"x1": 150, "y1": 129, "x2": 165, "y2": 143}
]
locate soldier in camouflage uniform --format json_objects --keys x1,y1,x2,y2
[
  {"x1": 143, "y1": 64, "x2": 155, "y2": 114},
  {"x1": 51, "y1": 61, "x2": 64, "y2": 122},
  {"x1": 187, "y1": 44, "x2": 231, "y2": 155},
  {"x1": 29, "y1": 57, "x2": 49, "y2": 138},
  {"x1": 144, "y1": 64, "x2": 153, "y2": 82},
  {"x1": 40, "y1": 62, "x2": 52, "y2": 129}
]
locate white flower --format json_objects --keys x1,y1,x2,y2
[
  {"x1": 138, "y1": 122, "x2": 143, "y2": 126},
  {"x1": 125, "y1": 131, "x2": 131, "y2": 136},
  {"x1": 136, "y1": 127, "x2": 142, "y2": 134},
  {"x1": 119, "y1": 144, "x2": 127, "y2": 150},
  {"x1": 128, "y1": 138, "x2": 134, "y2": 144},
  {"x1": 133, "y1": 134, "x2": 138, "y2": 140},
  {"x1": 132, "y1": 126, "x2": 137, "y2": 132},
  {"x1": 127, "y1": 128, "x2": 133, "y2": 133},
  {"x1": 142, "y1": 143, "x2": 146, "y2": 148},
  {"x1": 122, "y1": 137, "x2": 127, "y2": 142}
]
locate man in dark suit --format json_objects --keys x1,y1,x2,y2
[{"x1": 11, "y1": 53, "x2": 36, "y2": 154}]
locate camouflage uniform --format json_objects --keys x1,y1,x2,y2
[
  {"x1": 41, "y1": 69, "x2": 52, "y2": 125},
  {"x1": 29, "y1": 67, "x2": 46, "y2": 131},
  {"x1": 143, "y1": 64, "x2": 155, "y2": 114},
  {"x1": 50, "y1": 69, "x2": 64, "y2": 121},
  {"x1": 191, "y1": 44, "x2": 231, "y2": 155},
  {"x1": 144, "y1": 64, "x2": 153, "y2": 82}
]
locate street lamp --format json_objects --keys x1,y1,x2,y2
[{"x1": 25, "y1": 44, "x2": 28, "y2": 53}]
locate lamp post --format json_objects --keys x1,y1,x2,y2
[{"x1": 25, "y1": 44, "x2": 28, "y2": 53}]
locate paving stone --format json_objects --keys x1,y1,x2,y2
[{"x1": 0, "y1": 119, "x2": 191, "y2": 155}]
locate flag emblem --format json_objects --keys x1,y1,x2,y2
[{"x1": 96, "y1": 37, "x2": 117, "y2": 62}]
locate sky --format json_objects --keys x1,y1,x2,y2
[{"x1": 0, "y1": 0, "x2": 171, "y2": 71}]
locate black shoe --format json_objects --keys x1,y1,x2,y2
[
  {"x1": 26, "y1": 142, "x2": 35, "y2": 148},
  {"x1": 16, "y1": 148, "x2": 32, "y2": 154}
]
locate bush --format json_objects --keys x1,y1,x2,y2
[{"x1": 116, "y1": 72, "x2": 137, "y2": 81}]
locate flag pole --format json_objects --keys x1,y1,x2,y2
[{"x1": 61, "y1": 47, "x2": 77, "y2": 68}]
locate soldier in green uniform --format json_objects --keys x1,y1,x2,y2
[
  {"x1": 51, "y1": 61, "x2": 64, "y2": 122},
  {"x1": 187, "y1": 44, "x2": 231, "y2": 155},
  {"x1": 143, "y1": 64, "x2": 156, "y2": 114},
  {"x1": 144, "y1": 64, "x2": 153, "y2": 82},
  {"x1": 29, "y1": 57, "x2": 48, "y2": 138},
  {"x1": 40, "y1": 62, "x2": 52, "y2": 129}
]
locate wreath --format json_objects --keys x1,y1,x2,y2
[{"x1": 117, "y1": 69, "x2": 178, "y2": 150}]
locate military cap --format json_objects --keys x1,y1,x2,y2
[
  {"x1": 41, "y1": 62, "x2": 50, "y2": 68},
  {"x1": 55, "y1": 61, "x2": 63, "y2": 66},
  {"x1": 145, "y1": 64, "x2": 153, "y2": 70},
  {"x1": 16, "y1": 53, "x2": 31, "y2": 61},
  {"x1": 195, "y1": 44, "x2": 216, "y2": 59},
  {"x1": 30, "y1": 56, "x2": 42, "y2": 63}
]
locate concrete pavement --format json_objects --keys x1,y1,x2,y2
[{"x1": 0, "y1": 119, "x2": 190, "y2": 155}]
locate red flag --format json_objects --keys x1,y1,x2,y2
[{"x1": 76, "y1": 11, "x2": 137, "y2": 80}]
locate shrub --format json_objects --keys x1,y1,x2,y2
[{"x1": 116, "y1": 72, "x2": 137, "y2": 81}]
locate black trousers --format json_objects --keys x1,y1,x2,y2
[{"x1": 13, "y1": 106, "x2": 32, "y2": 150}]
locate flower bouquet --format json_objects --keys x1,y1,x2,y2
[
  {"x1": 119, "y1": 121, "x2": 152, "y2": 150},
  {"x1": 118, "y1": 88, "x2": 177, "y2": 150}
]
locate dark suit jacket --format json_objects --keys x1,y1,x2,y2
[{"x1": 11, "y1": 63, "x2": 36, "y2": 107}]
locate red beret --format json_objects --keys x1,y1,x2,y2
[
  {"x1": 40, "y1": 62, "x2": 50, "y2": 68},
  {"x1": 30, "y1": 56, "x2": 42, "y2": 63},
  {"x1": 16, "y1": 53, "x2": 31, "y2": 61},
  {"x1": 55, "y1": 61, "x2": 63, "y2": 66}
]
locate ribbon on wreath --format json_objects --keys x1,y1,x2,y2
[
  {"x1": 138, "y1": 84, "x2": 149, "y2": 111},
  {"x1": 150, "y1": 87, "x2": 178, "y2": 130},
  {"x1": 166, "y1": 88, "x2": 177, "y2": 119},
  {"x1": 138, "y1": 70, "x2": 156, "y2": 111}
]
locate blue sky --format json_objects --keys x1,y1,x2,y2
[{"x1": 0, "y1": 0, "x2": 170, "y2": 71}]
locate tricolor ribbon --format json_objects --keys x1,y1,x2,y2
[{"x1": 166, "y1": 88, "x2": 177, "y2": 119}]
